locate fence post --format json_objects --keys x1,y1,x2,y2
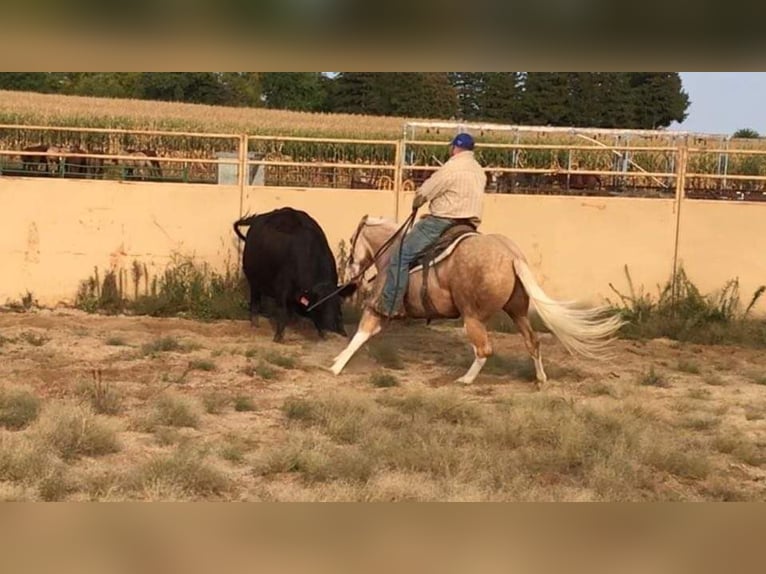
[
  {"x1": 671, "y1": 141, "x2": 688, "y2": 308},
  {"x1": 236, "y1": 134, "x2": 248, "y2": 261},
  {"x1": 394, "y1": 139, "x2": 404, "y2": 222},
  {"x1": 238, "y1": 134, "x2": 248, "y2": 216}
]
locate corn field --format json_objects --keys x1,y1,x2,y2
[{"x1": 1, "y1": 89, "x2": 766, "y2": 200}]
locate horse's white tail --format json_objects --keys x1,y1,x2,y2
[{"x1": 513, "y1": 259, "x2": 625, "y2": 360}]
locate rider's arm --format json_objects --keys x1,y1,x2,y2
[{"x1": 415, "y1": 166, "x2": 450, "y2": 202}]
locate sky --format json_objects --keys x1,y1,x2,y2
[{"x1": 670, "y1": 72, "x2": 766, "y2": 136}]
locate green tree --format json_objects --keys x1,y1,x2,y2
[
  {"x1": 628, "y1": 73, "x2": 690, "y2": 129},
  {"x1": 327, "y1": 72, "x2": 381, "y2": 114},
  {"x1": 449, "y1": 72, "x2": 483, "y2": 120},
  {"x1": 260, "y1": 73, "x2": 327, "y2": 111},
  {"x1": 478, "y1": 73, "x2": 522, "y2": 123},
  {"x1": 137, "y1": 73, "x2": 233, "y2": 105},
  {"x1": 219, "y1": 73, "x2": 262, "y2": 107},
  {"x1": 0, "y1": 73, "x2": 58, "y2": 93},
  {"x1": 328, "y1": 73, "x2": 457, "y2": 118},
  {"x1": 592, "y1": 73, "x2": 635, "y2": 128},
  {"x1": 733, "y1": 128, "x2": 760, "y2": 138},
  {"x1": 375, "y1": 73, "x2": 457, "y2": 118},
  {"x1": 65, "y1": 73, "x2": 143, "y2": 99},
  {"x1": 519, "y1": 73, "x2": 572, "y2": 125}
]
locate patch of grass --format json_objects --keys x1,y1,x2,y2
[
  {"x1": 609, "y1": 265, "x2": 766, "y2": 347},
  {"x1": 140, "y1": 336, "x2": 189, "y2": 356},
  {"x1": 378, "y1": 390, "x2": 485, "y2": 427},
  {"x1": 233, "y1": 395, "x2": 256, "y2": 412},
  {"x1": 744, "y1": 405, "x2": 766, "y2": 421},
  {"x1": 0, "y1": 434, "x2": 58, "y2": 484},
  {"x1": 81, "y1": 470, "x2": 123, "y2": 501},
  {"x1": 189, "y1": 359, "x2": 216, "y2": 372},
  {"x1": 220, "y1": 444, "x2": 246, "y2": 465},
  {"x1": 586, "y1": 381, "x2": 620, "y2": 398},
  {"x1": 701, "y1": 479, "x2": 753, "y2": 502},
  {"x1": 677, "y1": 359, "x2": 701, "y2": 374},
  {"x1": 253, "y1": 362, "x2": 279, "y2": 381},
  {"x1": 202, "y1": 391, "x2": 229, "y2": 415},
  {"x1": 38, "y1": 467, "x2": 75, "y2": 502},
  {"x1": 76, "y1": 256, "x2": 249, "y2": 321},
  {"x1": 0, "y1": 385, "x2": 42, "y2": 430},
  {"x1": 370, "y1": 373, "x2": 399, "y2": 388},
  {"x1": 154, "y1": 426, "x2": 184, "y2": 447},
  {"x1": 747, "y1": 373, "x2": 766, "y2": 385},
  {"x1": 265, "y1": 352, "x2": 298, "y2": 369},
  {"x1": 77, "y1": 370, "x2": 123, "y2": 415},
  {"x1": 258, "y1": 390, "x2": 722, "y2": 499},
  {"x1": 147, "y1": 394, "x2": 202, "y2": 429},
  {"x1": 686, "y1": 388, "x2": 712, "y2": 400},
  {"x1": 4, "y1": 291, "x2": 38, "y2": 313},
  {"x1": 713, "y1": 430, "x2": 764, "y2": 466},
  {"x1": 244, "y1": 348, "x2": 258, "y2": 359},
  {"x1": 32, "y1": 403, "x2": 121, "y2": 461},
  {"x1": 127, "y1": 447, "x2": 232, "y2": 498},
  {"x1": 19, "y1": 331, "x2": 49, "y2": 347},
  {"x1": 105, "y1": 336, "x2": 128, "y2": 346},
  {"x1": 644, "y1": 444, "x2": 712, "y2": 480},
  {"x1": 219, "y1": 434, "x2": 253, "y2": 465},
  {"x1": 282, "y1": 397, "x2": 320, "y2": 423},
  {"x1": 704, "y1": 374, "x2": 727, "y2": 387},
  {"x1": 638, "y1": 367, "x2": 670, "y2": 388},
  {"x1": 368, "y1": 340, "x2": 404, "y2": 370},
  {"x1": 679, "y1": 414, "x2": 721, "y2": 431},
  {"x1": 253, "y1": 432, "x2": 375, "y2": 485}
]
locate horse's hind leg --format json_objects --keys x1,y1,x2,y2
[
  {"x1": 457, "y1": 316, "x2": 492, "y2": 384},
  {"x1": 504, "y1": 284, "x2": 547, "y2": 387},
  {"x1": 330, "y1": 309, "x2": 382, "y2": 375}
]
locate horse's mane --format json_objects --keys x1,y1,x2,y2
[{"x1": 363, "y1": 216, "x2": 396, "y2": 227}]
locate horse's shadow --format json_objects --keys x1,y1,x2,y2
[{"x1": 345, "y1": 319, "x2": 549, "y2": 385}]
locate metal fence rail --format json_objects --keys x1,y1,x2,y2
[{"x1": 2, "y1": 122, "x2": 766, "y2": 202}]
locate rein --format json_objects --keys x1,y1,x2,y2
[{"x1": 305, "y1": 209, "x2": 419, "y2": 313}]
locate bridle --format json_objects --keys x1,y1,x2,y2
[
  {"x1": 305, "y1": 209, "x2": 418, "y2": 313},
  {"x1": 346, "y1": 214, "x2": 370, "y2": 271}
]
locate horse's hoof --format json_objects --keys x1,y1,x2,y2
[{"x1": 455, "y1": 377, "x2": 474, "y2": 385}]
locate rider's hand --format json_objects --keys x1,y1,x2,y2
[{"x1": 412, "y1": 194, "x2": 427, "y2": 210}]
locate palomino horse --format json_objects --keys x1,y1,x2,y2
[{"x1": 329, "y1": 215, "x2": 624, "y2": 386}]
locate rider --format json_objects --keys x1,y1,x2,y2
[{"x1": 371, "y1": 132, "x2": 487, "y2": 319}]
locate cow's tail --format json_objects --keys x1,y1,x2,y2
[{"x1": 233, "y1": 212, "x2": 257, "y2": 242}]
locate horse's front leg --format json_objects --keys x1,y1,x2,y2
[{"x1": 330, "y1": 308, "x2": 383, "y2": 375}]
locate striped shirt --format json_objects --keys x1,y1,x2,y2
[{"x1": 415, "y1": 150, "x2": 486, "y2": 224}]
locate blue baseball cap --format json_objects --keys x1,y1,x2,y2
[{"x1": 450, "y1": 132, "x2": 475, "y2": 150}]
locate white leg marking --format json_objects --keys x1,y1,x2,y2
[
  {"x1": 330, "y1": 329, "x2": 373, "y2": 375},
  {"x1": 456, "y1": 345, "x2": 487, "y2": 385},
  {"x1": 533, "y1": 348, "x2": 547, "y2": 386}
]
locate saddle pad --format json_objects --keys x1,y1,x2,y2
[{"x1": 409, "y1": 233, "x2": 480, "y2": 274}]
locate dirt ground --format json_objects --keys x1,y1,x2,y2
[{"x1": 0, "y1": 308, "x2": 764, "y2": 501}]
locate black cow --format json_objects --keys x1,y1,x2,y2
[{"x1": 233, "y1": 207, "x2": 356, "y2": 342}]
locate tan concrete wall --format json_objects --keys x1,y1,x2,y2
[
  {"x1": 0, "y1": 178, "x2": 241, "y2": 306},
  {"x1": 677, "y1": 199, "x2": 766, "y2": 314},
  {"x1": 1, "y1": 178, "x2": 764, "y2": 315}
]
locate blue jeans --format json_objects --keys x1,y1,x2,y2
[{"x1": 377, "y1": 216, "x2": 455, "y2": 315}]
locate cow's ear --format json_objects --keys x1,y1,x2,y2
[{"x1": 338, "y1": 283, "x2": 358, "y2": 299}]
